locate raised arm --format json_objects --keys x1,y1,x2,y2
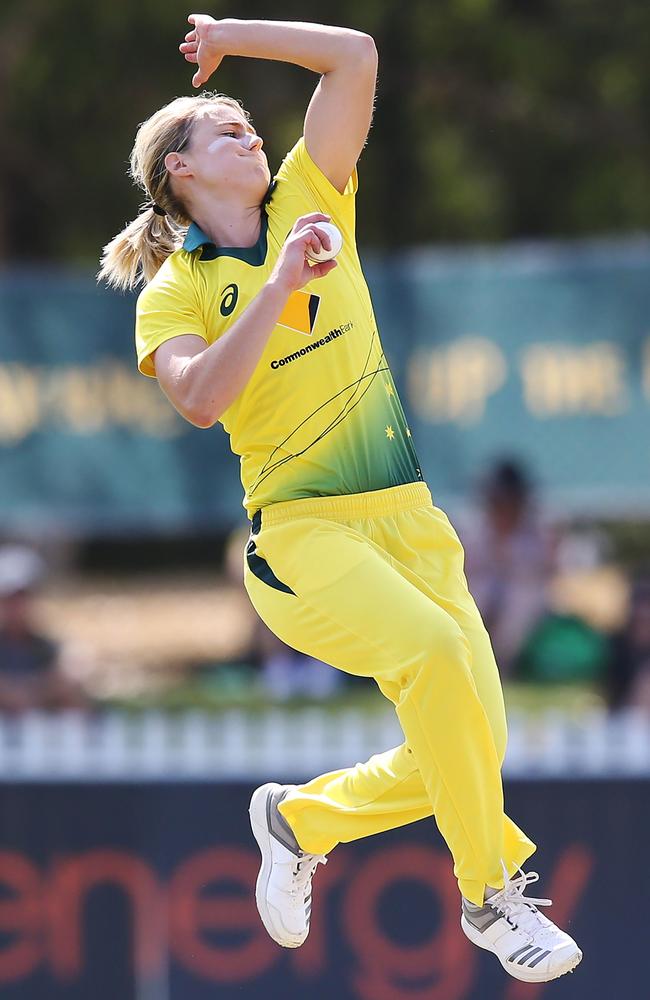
[{"x1": 180, "y1": 17, "x2": 378, "y2": 194}]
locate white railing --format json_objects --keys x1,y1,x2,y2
[{"x1": 0, "y1": 707, "x2": 649, "y2": 780}]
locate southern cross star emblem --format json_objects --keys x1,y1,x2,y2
[{"x1": 385, "y1": 425, "x2": 395, "y2": 440}]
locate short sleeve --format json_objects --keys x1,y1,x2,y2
[
  {"x1": 135, "y1": 257, "x2": 208, "y2": 378},
  {"x1": 274, "y1": 138, "x2": 358, "y2": 242}
]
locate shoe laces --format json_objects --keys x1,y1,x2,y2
[
  {"x1": 290, "y1": 853, "x2": 327, "y2": 900},
  {"x1": 488, "y1": 861, "x2": 552, "y2": 937}
]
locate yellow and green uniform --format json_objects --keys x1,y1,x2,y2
[
  {"x1": 136, "y1": 137, "x2": 422, "y2": 515},
  {"x1": 247, "y1": 484, "x2": 536, "y2": 905},
  {"x1": 135, "y1": 138, "x2": 535, "y2": 904}
]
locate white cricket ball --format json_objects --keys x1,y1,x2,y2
[{"x1": 306, "y1": 221, "x2": 343, "y2": 262}]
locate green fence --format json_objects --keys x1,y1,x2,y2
[{"x1": 2, "y1": 238, "x2": 650, "y2": 533}]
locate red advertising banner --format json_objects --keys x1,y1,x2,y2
[{"x1": 0, "y1": 780, "x2": 631, "y2": 999}]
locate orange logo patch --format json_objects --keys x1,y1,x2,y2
[{"x1": 277, "y1": 290, "x2": 321, "y2": 337}]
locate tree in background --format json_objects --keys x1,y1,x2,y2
[{"x1": 2, "y1": 0, "x2": 650, "y2": 263}]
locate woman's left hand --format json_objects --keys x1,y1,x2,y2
[{"x1": 179, "y1": 14, "x2": 225, "y2": 88}]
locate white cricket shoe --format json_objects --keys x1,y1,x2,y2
[
  {"x1": 249, "y1": 781, "x2": 327, "y2": 948},
  {"x1": 461, "y1": 864, "x2": 582, "y2": 983}
]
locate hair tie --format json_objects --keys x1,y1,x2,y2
[{"x1": 150, "y1": 202, "x2": 167, "y2": 217}]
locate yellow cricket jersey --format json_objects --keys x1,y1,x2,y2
[{"x1": 136, "y1": 137, "x2": 422, "y2": 515}]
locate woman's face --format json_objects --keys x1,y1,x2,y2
[{"x1": 181, "y1": 106, "x2": 271, "y2": 202}]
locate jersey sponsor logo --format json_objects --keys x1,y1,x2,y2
[
  {"x1": 270, "y1": 322, "x2": 353, "y2": 370},
  {"x1": 277, "y1": 290, "x2": 320, "y2": 336},
  {"x1": 220, "y1": 283, "x2": 239, "y2": 317}
]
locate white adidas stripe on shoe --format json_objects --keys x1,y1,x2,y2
[
  {"x1": 249, "y1": 782, "x2": 327, "y2": 949},
  {"x1": 461, "y1": 863, "x2": 582, "y2": 983}
]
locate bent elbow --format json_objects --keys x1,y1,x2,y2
[
  {"x1": 342, "y1": 31, "x2": 377, "y2": 70},
  {"x1": 179, "y1": 397, "x2": 221, "y2": 428},
  {"x1": 180, "y1": 389, "x2": 223, "y2": 428},
  {"x1": 357, "y1": 33, "x2": 378, "y2": 67},
  {"x1": 188, "y1": 409, "x2": 220, "y2": 429}
]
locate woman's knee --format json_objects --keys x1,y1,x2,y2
[{"x1": 397, "y1": 617, "x2": 471, "y2": 684}]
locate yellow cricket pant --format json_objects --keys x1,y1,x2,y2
[{"x1": 244, "y1": 482, "x2": 536, "y2": 905}]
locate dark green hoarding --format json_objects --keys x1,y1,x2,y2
[{"x1": 1, "y1": 238, "x2": 649, "y2": 533}]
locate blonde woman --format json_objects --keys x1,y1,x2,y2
[{"x1": 100, "y1": 16, "x2": 582, "y2": 984}]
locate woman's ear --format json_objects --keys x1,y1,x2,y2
[{"x1": 165, "y1": 151, "x2": 192, "y2": 177}]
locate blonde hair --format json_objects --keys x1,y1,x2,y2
[{"x1": 98, "y1": 92, "x2": 251, "y2": 291}]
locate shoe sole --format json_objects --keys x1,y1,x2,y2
[
  {"x1": 249, "y1": 782, "x2": 304, "y2": 949},
  {"x1": 461, "y1": 915, "x2": 583, "y2": 983}
]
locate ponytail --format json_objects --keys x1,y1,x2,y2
[{"x1": 98, "y1": 203, "x2": 184, "y2": 291}]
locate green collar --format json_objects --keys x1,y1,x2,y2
[{"x1": 183, "y1": 181, "x2": 276, "y2": 266}]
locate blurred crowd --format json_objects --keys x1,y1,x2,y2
[
  {"x1": 2, "y1": 457, "x2": 650, "y2": 715},
  {"x1": 0, "y1": 546, "x2": 88, "y2": 714},
  {"x1": 457, "y1": 458, "x2": 650, "y2": 710}
]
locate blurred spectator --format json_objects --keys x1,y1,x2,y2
[
  {"x1": 0, "y1": 546, "x2": 88, "y2": 714},
  {"x1": 605, "y1": 575, "x2": 650, "y2": 711},
  {"x1": 457, "y1": 458, "x2": 559, "y2": 677},
  {"x1": 515, "y1": 612, "x2": 609, "y2": 685},
  {"x1": 251, "y1": 619, "x2": 342, "y2": 701}
]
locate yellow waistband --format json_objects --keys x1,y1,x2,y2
[{"x1": 255, "y1": 482, "x2": 433, "y2": 527}]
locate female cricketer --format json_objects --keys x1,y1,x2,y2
[{"x1": 100, "y1": 15, "x2": 582, "y2": 984}]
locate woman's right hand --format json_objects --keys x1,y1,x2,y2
[
  {"x1": 270, "y1": 213, "x2": 338, "y2": 294},
  {"x1": 181, "y1": 15, "x2": 225, "y2": 88}
]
